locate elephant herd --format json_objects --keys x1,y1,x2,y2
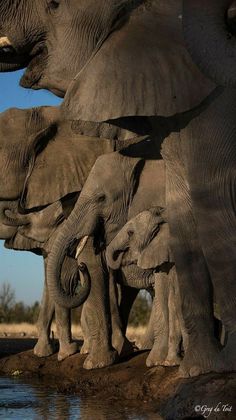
[{"x1": 0, "y1": 0, "x2": 235, "y2": 378}]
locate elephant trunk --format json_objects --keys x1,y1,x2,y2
[
  {"x1": 106, "y1": 242, "x2": 125, "y2": 270},
  {"x1": 106, "y1": 229, "x2": 131, "y2": 270},
  {"x1": 46, "y1": 200, "x2": 92, "y2": 309},
  {"x1": 0, "y1": 60, "x2": 23, "y2": 72},
  {"x1": 0, "y1": 201, "x2": 29, "y2": 227},
  {"x1": 183, "y1": 0, "x2": 236, "y2": 86}
]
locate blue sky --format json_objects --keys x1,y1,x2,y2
[{"x1": 0, "y1": 71, "x2": 61, "y2": 304}]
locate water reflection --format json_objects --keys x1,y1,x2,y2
[{"x1": 0, "y1": 377, "x2": 159, "y2": 419}]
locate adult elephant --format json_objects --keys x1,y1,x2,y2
[
  {"x1": 142, "y1": 0, "x2": 236, "y2": 377},
  {"x1": 0, "y1": 105, "x2": 133, "y2": 361},
  {"x1": 106, "y1": 207, "x2": 186, "y2": 367},
  {"x1": 45, "y1": 143, "x2": 174, "y2": 368},
  {"x1": 0, "y1": 0, "x2": 213, "y2": 128},
  {"x1": 151, "y1": 0, "x2": 236, "y2": 377}
]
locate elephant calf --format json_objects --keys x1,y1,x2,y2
[{"x1": 106, "y1": 207, "x2": 187, "y2": 367}]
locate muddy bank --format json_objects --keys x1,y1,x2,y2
[{"x1": 0, "y1": 338, "x2": 235, "y2": 419}]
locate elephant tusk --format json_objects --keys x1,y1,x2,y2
[
  {"x1": 76, "y1": 236, "x2": 89, "y2": 259},
  {"x1": 0, "y1": 37, "x2": 12, "y2": 48}
]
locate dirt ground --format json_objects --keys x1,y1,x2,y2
[{"x1": 0, "y1": 338, "x2": 236, "y2": 419}]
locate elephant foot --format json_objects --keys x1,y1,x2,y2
[
  {"x1": 34, "y1": 339, "x2": 54, "y2": 358},
  {"x1": 80, "y1": 339, "x2": 90, "y2": 355},
  {"x1": 146, "y1": 344, "x2": 168, "y2": 367},
  {"x1": 222, "y1": 330, "x2": 236, "y2": 371},
  {"x1": 136, "y1": 337, "x2": 154, "y2": 351},
  {"x1": 163, "y1": 353, "x2": 182, "y2": 367},
  {"x1": 178, "y1": 342, "x2": 224, "y2": 378},
  {"x1": 83, "y1": 349, "x2": 118, "y2": 370},
  {"x1": 58, "y1": 342, "x2": 78, "y2": 361}
]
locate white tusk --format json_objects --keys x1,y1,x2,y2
[
  {"x1": 0, "y1": 37, "x2": 12, "y2": 48},
  {"x1": 76, "y1": 236, "x2": 89, "y2": 259}
]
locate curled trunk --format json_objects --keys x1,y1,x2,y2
[
  {"x1": 183, "y1": 0, "x2": 236, "y2": 86},
  {"x1": 46, "y1": 206, "x2": 91, "y2": 309},
  {"x1": 0, "y1": 201, "x2": 28, "y2": 226},
  {"x1": 1, "y1": 209, "x2": 29, "y2": 227}
]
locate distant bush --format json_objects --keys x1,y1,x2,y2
[
  {"x1": 128, "y1": 290, "x2": 152, "y2": 326},
  {"x1": 0, "y1": 282, "x2": 152, "y2": 327},
  {"x1": 0, "y1": 282, "x2": 40, "y2": 324}
]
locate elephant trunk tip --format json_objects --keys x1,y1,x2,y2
[{"x1": 106, "y1": 247, "x2": 124, "y2": 271}]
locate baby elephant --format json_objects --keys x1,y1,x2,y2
[{"x1": 106, "y1": 207, "x2": 187, "y2": 367}]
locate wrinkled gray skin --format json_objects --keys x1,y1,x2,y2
[
  {"x1": 153, "y1": 0, "x2": 236, "y2": 377},
  {"x1": 48, "y1": 9, "x2": 236, "y2": 375},
  {"x1": 46, "y1": 146, "x2": 166, "y2": 369},
  {"x1": 0, "y1": 1, "x2": 213, "y2": 126},
  {"x1": 0, "y1": 106, "x2": 133, "y2": 360},
  {"x1": 1, "y1": 0, "x2": 236, "y2": 376},
  {"x1": 106, "y1": 207, "x2": 187, "y2": 367}
]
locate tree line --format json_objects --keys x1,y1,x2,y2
[{"x1": 0, "y1": 282, "x2": 151, "y2": 325}]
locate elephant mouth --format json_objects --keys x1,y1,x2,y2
[
  {"x1": 0, "y1": 45, "x2": 30, "y2": 70},
  {"x1": 19, "y1": 45, "x2": 66, "y2": 97},
  {"x1": 0, "y1": 38, "x2": 47, "y2": 81},
  {"x1": 19, "y1": 45, "x2": 48, "y2": 89}
]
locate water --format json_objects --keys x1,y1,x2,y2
[{"x1": 0, "y1": 377, "x2": 157, "y2": 420}]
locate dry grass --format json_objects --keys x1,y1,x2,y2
[{"x1": 0, "y1": 323, "x2": 146, "y2": 342}]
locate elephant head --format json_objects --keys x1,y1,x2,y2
[
  {"x1": 183, "y1": 0, "x2": 236, "y2": 85},
  {"x1": 0, "y1": 0, "x2": 131, "y2": 96},
  {"x1": 106, "y1": 207, "x2": 173, "y2": 271},
  {"x1": 0, "y1": 0, "x2": 214, "y2": 120},
  {"x1": 46, "y1": 151, "x2": 144, "y2": 308},
  {"x1": 0, "y1": 105, "x2": 117, "y2": 214},
  {"x1": 0, "y1": 106, "x2": 60, "y2": 201}
]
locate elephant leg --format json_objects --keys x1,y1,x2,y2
[
  {"x1": 77, "y1": 238, "x2": 117, "y2": 369},
  {"x1": 109, "y1": 271, "x2": 134, "y2": 356},
  {"x1": 34, "y1": 262, "x2": 55, "y2": 358},
  {"x1": 190, "y1": 175, "x2": 236, "y2": 371},
  {"x1": 164, "y1": 267, "x2": 182, "y2": 366},
  {"x1": 146, "y1": 273, "x2": 170, "y2": 367},
  {"x1": 55, "y1": 304, "x2": 78, "y2": 361},
  {"x1": 164, "y1": 149, "x2": 222, "y2": 377},
  {"x1": 80, "y1": 305, "x2": 91, "y2": 354}
]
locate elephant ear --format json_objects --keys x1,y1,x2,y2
[
  {"x1": 22, "y1": 135, "x2": 114, "y2": 209},
  {"x1": 62, "y1": 9, "x2": 214, "y2": 122},
  {"x1": 138, "y1": 223, "x2": 173, "y2": 270}
]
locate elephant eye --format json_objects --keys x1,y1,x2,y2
[
  {"x1": 127, "y1": 230, "x2": 134, "y2": 238},
  {"x1": 97, "y1": 194, "x2": 106, "y2": 203},
  {"x1": 47, "y1": 0, "x2": 60, "y2": 11}
]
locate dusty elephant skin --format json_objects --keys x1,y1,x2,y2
[
  {"x1": 0, "y1": 1, "x2": 213, "y2": 119},
  {"x1": 106, "y1": 208, "x2": 186, "y2": 369},
  {"x1": 0, "y1": 105, "x2": 143, "y2": 364},
  {"x1": 0, "y1": 0, "x2": 236, "y2": 392},
  {"x1": 0, "y1": 343, "x2": 235, "y2": 420},
  {"x1": 45, "y1": 145, "x2": 168, "y2": 369}
]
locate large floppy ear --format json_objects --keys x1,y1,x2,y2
[
  {"x1": 62, "y1": 7, "x2": 214, "y2": 122},
  {"x1": 138, "y1": 223, "x2": 173, "y2": 270},
  {"x1": 21, "y1": 135, "x2": 115, "y2": 210}
]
